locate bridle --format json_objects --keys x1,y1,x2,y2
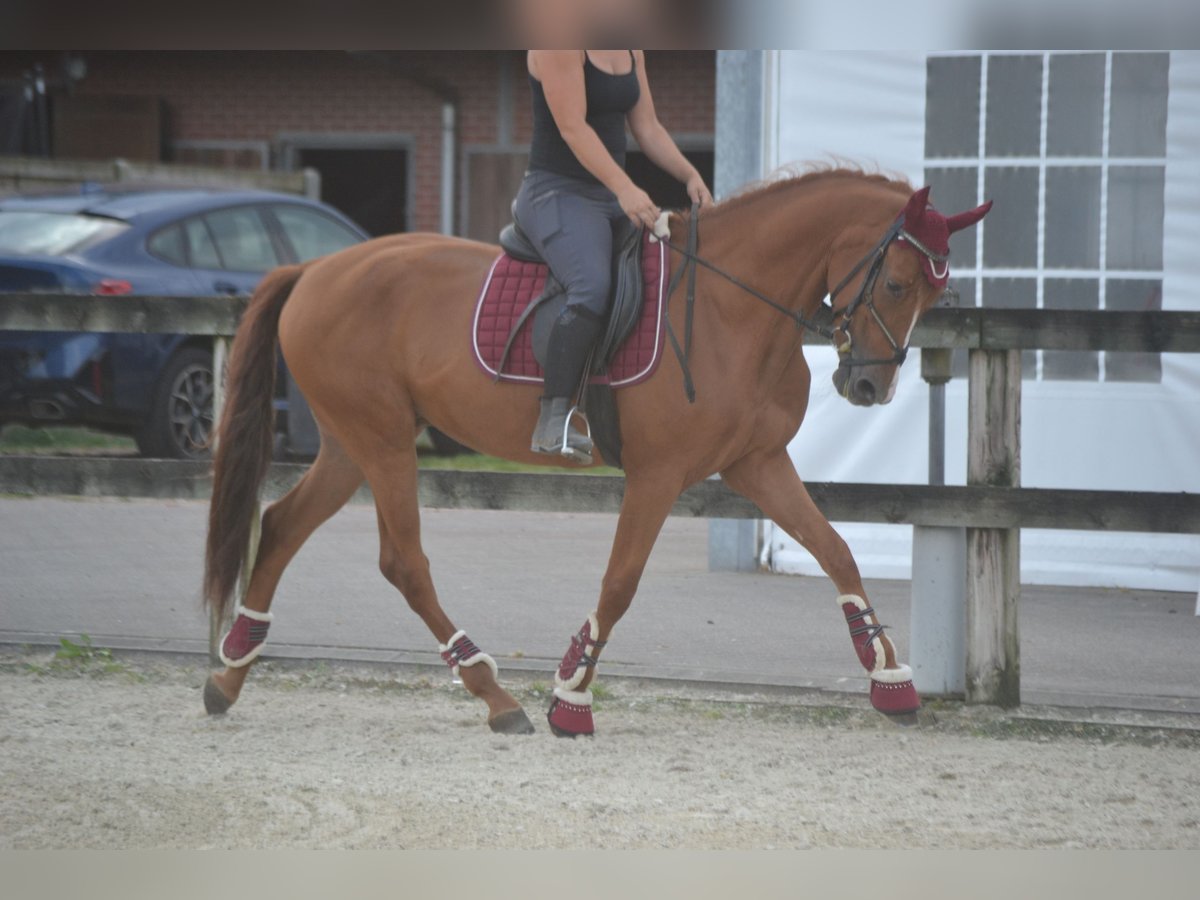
[
  {"x1": 824, "y1": 219, "x2": 949, "y2": 370},
  {"x1": 659, "y1": 209, "x2": 950, "y2": 402}
]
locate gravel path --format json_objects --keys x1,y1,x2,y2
[{"x1": 3, "y1": 648, "x2": 1199, "y2": 849}]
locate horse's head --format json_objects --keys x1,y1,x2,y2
[{"x1": 829, "y1": 186, "x2": 991, "y2": 406}]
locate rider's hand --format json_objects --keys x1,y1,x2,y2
[
  {"x1": 618, "y1": 183, "x2": 661, "y2": 230},
  {"x1": 686, "y1": 173, "x2": 714, "y2": 210}
]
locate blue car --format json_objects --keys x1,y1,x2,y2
[{"x1": 0, "y1": 187, "x2": 369, "y2": 458}]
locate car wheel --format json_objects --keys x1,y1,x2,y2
[{"x1": 135, "y1": 347, "x2": 215, "y2": 459}]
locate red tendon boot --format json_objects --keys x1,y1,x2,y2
[
  {"x1": 219, "y1": 606, "x2": 273, "y2": 667},
  {"x1": 555, "y1": 611, "x2": 606, "y2": 691},
  {"x1": 838, "y1": 594, "x2": 920, "y2": 717}
]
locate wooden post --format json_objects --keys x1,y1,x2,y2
[
  {"x1": 212, "y1": 335, "x2": 230, "y2": 431},
  {"x1": 965, "y1": 348, "x2": 1021, "y2": 707},
  {"x1": 208, "y1": 334, "x2": 233, "y2": 663}
]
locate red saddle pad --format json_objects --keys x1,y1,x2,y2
[{"x1": 472, "y1": 232, "x2": 669, "y2": 388}]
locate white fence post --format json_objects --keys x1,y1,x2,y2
[{"x1": 911, "y1": 348, "x2": 967, "y2": 696}]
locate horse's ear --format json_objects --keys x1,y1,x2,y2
[
  {"x1": 902, "y1": 186, "x2": 932, "y2": 227},
  {"x1": 946, "y1": 200, "x2": 994, "y2": 234}
]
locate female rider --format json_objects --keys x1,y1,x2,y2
[{"x1": 514, "y1": 50, "x2": 713, "y2": 463}]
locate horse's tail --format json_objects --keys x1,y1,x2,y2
[{"x1": 203, "y1": 264, "x2": 304, "y2": 620}]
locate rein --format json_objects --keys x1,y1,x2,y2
[{"x1": 659, "y1": 207, "x2": 948, "y2": 401}]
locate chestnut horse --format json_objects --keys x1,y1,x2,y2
[{"x1": 202, "y1": 169, "x2": 991, "y2": 736}]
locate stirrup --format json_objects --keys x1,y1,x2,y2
[
  {"x1": 532, "y1": 400, "x2": 593, "y2": 464},
  {"x1": 556, "y1": 403, "x2": 593, "y2": 464}
]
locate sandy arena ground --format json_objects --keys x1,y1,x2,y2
[{"x1": 2, "y1": 648, "x2": 1198, "y2": 850}]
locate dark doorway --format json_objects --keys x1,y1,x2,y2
[
  {"x1": 626, "y1": 148, "x2": 715, "y2": 211},
  {"x1": 297, "y1": 147, "x2": 408, "y2": 237}
]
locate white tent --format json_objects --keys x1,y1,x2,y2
[{"x1": 760, "y1": 51, "x2": 1200, "y2": 592}]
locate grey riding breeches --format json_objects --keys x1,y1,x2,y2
[{"x1": 512, "y1": 169, "x2": 627, "y2": 317}]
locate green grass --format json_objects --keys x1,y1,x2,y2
[
  {"x1": 417, "y1": 452, "x2": 621, "y2": 477},
  {"x1": 18, "y1": 634, "x2": 140, "y2": 679},
  {"x1": 0, "y1": 424, "x2": 622, "y2": 477},
  {"x1": 0, "y1": 425, "x2": 135, "y2": 455}
]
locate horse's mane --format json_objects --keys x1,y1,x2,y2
[{"x1": 708, "y1": 163, "x2": 913, "y2": 217}]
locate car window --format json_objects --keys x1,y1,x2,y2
[
  {"x1": 272, "y1": 205, "x2": 362, "y2": 261},
  {"x1": 0, "y1": 211, "x2": 128, "y2": 255},
  {"x1": 184, "y1": 218, "x2": 222, "y2": 269},
  {"x1": 202, "y1": 207, "x2": 279, "y2": 272},
  {"x1": 148, "y1": 224, "x2": 187, "y2": 266}
]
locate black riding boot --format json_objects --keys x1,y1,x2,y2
[{"x1": 532, "y1": 305, "x2": 602, "y2": 463}]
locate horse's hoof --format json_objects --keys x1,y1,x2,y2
[
  {"x1": 547, "y1": 721, "x2": 595, "y2": 738},
  {"x1": 203, "y1": 675, "x2": 234, "y2": 715},
  {"x1": 489, "y1": 707, "x2": 536, "y2": 735}
]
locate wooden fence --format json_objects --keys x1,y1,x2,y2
[
  {"x1": 2, "y1": 293, "x2": 1199, "y2": 706},
  {"x1": 0, "y1": 155, "x2": 320, "y2": 198}
]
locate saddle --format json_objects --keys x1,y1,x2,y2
[
  {"x1": 496, "y1": 216, "x2": 647, "y2": 376},
  {"x1": 473, "y1": 216, "x2": 671, "y2": 469}
]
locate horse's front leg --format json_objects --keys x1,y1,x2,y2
[
  {"x1": 722, "y1": 450, "x2": 920, "y2": 720},
  {"x1": 547, "y1": 474, "x2": 681, "y2": 737}
]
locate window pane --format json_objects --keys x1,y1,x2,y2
[
  {"x1": 925, "y1": 167, "x2": 979, "y2": 267},
  {"x1": 1105, "y1": 279, "x2": 1162, "y2": 382},
  {"x1": 272, "y1": 205, "x2": 361, "y2": 262},
  {"x1": 983, "y1": 167, "x2": 1038, "y2": 267},
  {"x1": 184, "y1": 219, "x2": 221, "y2": 269},
  {"x1": 1046, "y1": 53, "x2": 1105, "y2": 157},
  {"x1": 1107, "y1": 166, "x2": 1165, "y2": 271},
  {"x1": 926, "y1": 56, "x2": 981, "y2": 158},
  {"x1": 1044, "y1": 167, "x2": 1101, "y2": 269},
  {"x1": 0, "y1": 212, "x2": 128, "y2": 255},
  {"x1": 1042, "y1": 278, "x2": 1099, "y2": 381},
  {"x1": 1110, "y1": 53, "x2": 1169, "y2": 157},
  {"x1": 985, "y1": 55, "x2": 1042, "y2": 157},
  {"x1": 982, "y1": 277, "x2": 1037, "y2": 377},
  {"x1": 944, "y1": 276, "x2": 975, "y2": 308},
  {"x1": 204, "y1": 207, "x2": 278, "y2": 272},
  {"x1": 148, "y1": 225, "x2": 187, "y2": 266},
  {"x1": 982, "y1": 277, "x2": 1036, "y2": 308}
]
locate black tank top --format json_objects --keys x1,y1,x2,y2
[{"x1": 527, "y1": 51, "x2": 641, "y2": 185}]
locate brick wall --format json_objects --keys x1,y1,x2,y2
[{"x1": 0, "y1": 51, "x2": 715, "y2": 234}]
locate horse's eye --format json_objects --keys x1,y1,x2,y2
[{"x1": 886, "y1": 279, "x2": 903, "y2": 298}]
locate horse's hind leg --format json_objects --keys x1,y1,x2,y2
[
  {"x1": 364, "y1": 446, "x2": 534, "y2": 735},
  {"x1": 204, "y1": 433, "x2": 363, "y2": 714},
  {"x1": 721, "y1": 450, "x2": 920, "y2": 721}
]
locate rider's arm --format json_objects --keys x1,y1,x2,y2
[{"x1": 626, "y1": 51, "x2": 713, "y2": 208}]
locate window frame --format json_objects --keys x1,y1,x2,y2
[{"x1": 925, "y1": 50, "x2": 1169, "y2": 384}]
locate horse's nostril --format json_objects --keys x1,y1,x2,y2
[{"x1": 855, "y1": 378, "x2": 876, "y2": 404}]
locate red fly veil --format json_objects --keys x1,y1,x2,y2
[{"x1": 899, "y1": 186, "x2": 993, "y2": 288}]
